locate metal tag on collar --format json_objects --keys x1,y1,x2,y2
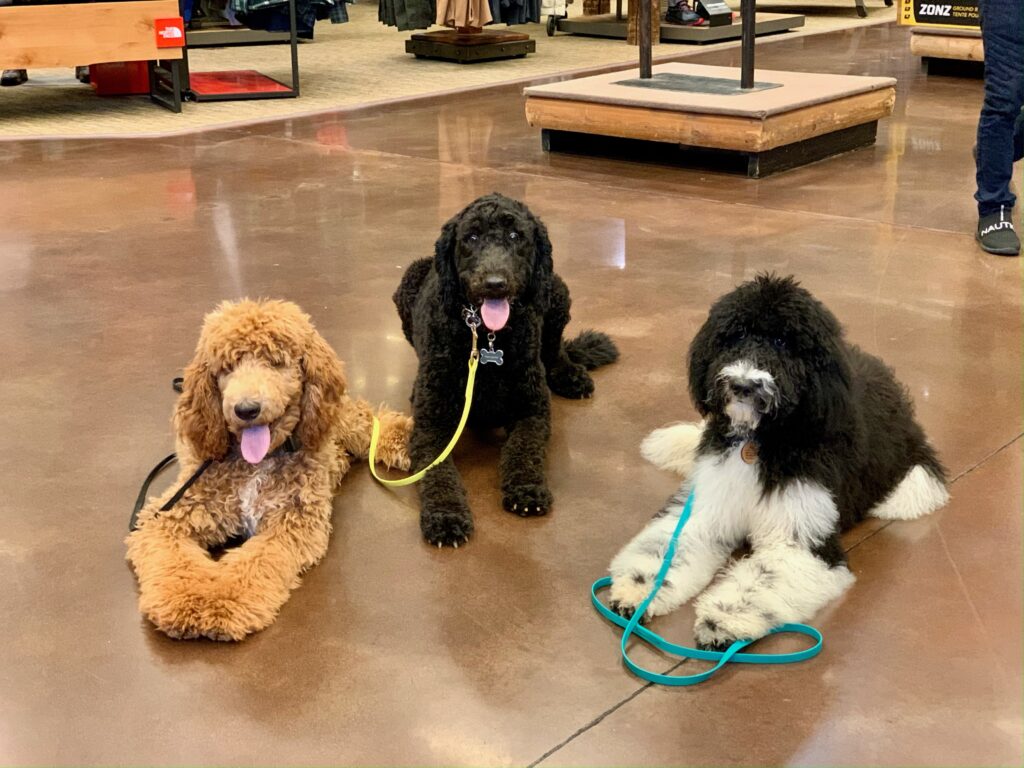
[
  {"x1": 480, "y1": 331, "x2": 504, "y2": 365},
  {"x1": 741, "y1": 441, "x2": 758, "y2": 464}
]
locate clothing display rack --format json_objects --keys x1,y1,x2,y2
[{"x1": 183, "y1": 0, "x2": 299, "y2": 100}]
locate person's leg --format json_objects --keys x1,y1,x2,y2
[
  {"x1": 1014, "y1": 107, "x2": 1024, "y2": 163},
  {"x1": 975, "y1": 0, "x2": 1024, "y2": 254}
]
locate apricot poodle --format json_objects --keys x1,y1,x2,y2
[{"x1": 125, "y1": 299, "x2": 412, "y2": 641}]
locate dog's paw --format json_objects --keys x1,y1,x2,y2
[
  {"x1": 607, "y1": 574, "x2": 659, "y2": 621},
  {"x1": 502, "y1": 483, "x2": 553, "y2": 517},
  {"x1": 144, "y1": 593, "x2": 255, "y2": 642},
  {"x1": 547, "y1": 364, "x2": 595, "y2": 400},
  {"x1": 374, "y1": 411, "x2": 414, "y2": 471},
  {"x1": 694, "y1": 636, "x2": 732, "y2": 652},
  {"x1": 608, "y1": 599, "x2": 650, "y2": 624},
  {"x1": 421, "y1": 506, "x2": 474, "y2": 548},
  {"x1": 692, "y1": 599, "x2": 773, "y2": 649}
]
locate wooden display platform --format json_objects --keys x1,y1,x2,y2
[
  {"x1": 406, "y1": 29, "x2": 535, "y2": 63},
  {"x1": 556, "y1": 12, "x2": 804, "y2": 43},
  {"x1": 524, "y1": 63, "x2": 896, "y2": 178},
  {"x1": 910, "y1": 29, "x2": 984, "y2": 77},
  {"x1": 0, "y1": 0, "x2": 182, "y2": 69}
]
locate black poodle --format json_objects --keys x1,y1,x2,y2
[{"x1": 393, "y1": 194, "x2": 619, "y2": 547}]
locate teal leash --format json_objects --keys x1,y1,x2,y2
[{"x1": 591, "y1": 490, "x2": 823, "y2": 686}]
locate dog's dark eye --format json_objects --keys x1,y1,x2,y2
[
  {"x1": 772, "y1": 337, "x2": 787, "y2": 350},
  {"x1": 467, "y1": 233, "x2": 479, "y2": 243},
  {"x1": 508, "y1": 231, "x2": 519, "y2": 241}
]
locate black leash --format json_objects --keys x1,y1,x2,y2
[
  {"x1": 128, "y1": 376, "x2": 209, "y2": 532},
  {"x1": 128, "y1": 456, "x2": 214, "y2": 532}
]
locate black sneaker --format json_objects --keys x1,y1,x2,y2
[
  {"x1": 666, "y1": 0, "x2": 701, "y2": 25},
  {"x1": 1, "y1": 69, "x2": 27, "y2": 87},
  {"x1": 976, "y1": 207, "x2": 1020, "y2": 256}
]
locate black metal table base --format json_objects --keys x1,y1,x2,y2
[
  {"x1": 540, "y1": 122, "x2": 879, "y2": 179},
  {"x1": 149, "y1": 59, "x2": 184, "y2": 113},
  {"x1": 182, "y1": 0, "x2": 300, "y2": 101}
]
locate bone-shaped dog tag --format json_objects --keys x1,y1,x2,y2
[{"x1": 479, "y1": 348, "x2": 504, "y2": 366}]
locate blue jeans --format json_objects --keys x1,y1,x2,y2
[{"x1": 975, "y1": 0, "x2": 1024, "y2": 216}]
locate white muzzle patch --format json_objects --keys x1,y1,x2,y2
[{"x1": 718, "y1": 360, "x2": 778, "y2": 433}]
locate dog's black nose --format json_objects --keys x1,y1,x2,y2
[
  {"x1": 729, "y1": 381, "x2": 758, "y2": 399},
  {"x1": 234, "y1": 401, "x2": 261, "y2": 421},
  {"x1": 484, "y1": 275, "x2": 507, "y2": 293}
]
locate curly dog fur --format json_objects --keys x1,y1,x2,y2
[
  {"x1": 125, "y1": 299, "x2": 412, "y2": 641},
  {"x1": 608, "y1": 274, "x2": 949, "y2": 648},
  {"x1": 394, "y1": 194, "x2": 619, "y2": 547}
]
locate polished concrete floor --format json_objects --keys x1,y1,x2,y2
[{"x1": 1, "y1": 23, "x2": 1021, "y2": 767}]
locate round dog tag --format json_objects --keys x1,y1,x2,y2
[{"x1": 741, "y1": 441, "x2": 758, "y2": 464}]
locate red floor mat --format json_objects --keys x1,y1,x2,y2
[{"x1": 188, "y1": 70, "x2": 291, "y2": 96}]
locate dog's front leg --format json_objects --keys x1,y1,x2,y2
[
  {"x1": 608, "y1": 492, "x2": 733, "y2": 620},
  {"x1": 126, "y1": 518, "x2": 226, "y2": 640},
  {"x1": 500, "y1": 413, "x2": 553, "y2": 516},
  {"x1": 209, "y1": 499, "x2": 335, "y2": 640},
  {"x1": 692, "y1": 542, "x2": 854, "y2": 649},
  {"x1": 411, "y1": 415, "x2": 473, "y2": 548}
]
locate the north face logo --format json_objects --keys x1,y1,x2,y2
[{"x1": 155, "y1": 18, "x2": 186, "y2": 48}]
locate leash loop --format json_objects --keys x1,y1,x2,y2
[
  {"x1": 592, "y1": 490, "x2": 823, "y2": 686},
  {"x1": 369, "y1": 313, "x2": 480, "y2": 487}
]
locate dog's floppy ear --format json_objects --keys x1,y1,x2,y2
[
  {"x1": 687, "y1": 318, "x2": 716, "y2": 416},
  {"x1": 799, "y1": 341, "x2": 854, "y2": 434},
  {"x1": 174, "y1": 356, "x2": 230, "y2": 461},
  {"x1": 434, "y1": 215, "x2": 460, "y2": 310},
  {"x1": 527, "y1": 212, "x2": 554, "y2": 311},
  {"x1": 297, "y1": 329, "x2": 347, "y2": 450}
]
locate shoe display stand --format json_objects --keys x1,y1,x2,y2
[
  {"x1": 900, "y1": 1, "x2": 983, "y2": 77},
  {"x1": 182, "y1": 0, "x2": 299, "y2": 100},
  {"x1": 406, "y1": 28, "x2": 536, "y2": 63},
  {"x1": 554, "y1": 0, "x2": 804, "y2": 43},
  {"x1": 909, "y1": 28, "x2": 983, "y2": 77},
  {"x1": 525, "y1": 0, "x2": 896, "y2": 177}
]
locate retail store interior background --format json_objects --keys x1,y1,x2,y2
[{"x1": 0, "y1": 0, "x2": 1020, "y2": 765}]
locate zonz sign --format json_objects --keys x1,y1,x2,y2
[{"x1": 900, "y1": 0, "x2": 979, "y2": 28}]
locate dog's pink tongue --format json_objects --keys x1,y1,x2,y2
[
  {"x1": 481, "y1": 298, "x2": 510, "y2": 331},
  {"x1": 240, "y1": 425, "x2": 271, "y2": 464}
]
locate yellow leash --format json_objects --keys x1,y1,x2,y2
[{"x1": 369, "y1": 310, "x2": 481, "y2": 486}]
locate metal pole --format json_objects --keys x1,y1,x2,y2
[
  {"x1": 740, "y1": 0, "x2": 754, "y2": 89},
  {"x1": 289, "y1": 0, "x2": 300, "y2": 96},
  {"x1": 639, "y1": 0, "x2": 652, "y2": 79}
]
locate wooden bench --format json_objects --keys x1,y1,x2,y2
[{"x1": 0, "y1": 0, "x2": 185, "y2": 111}]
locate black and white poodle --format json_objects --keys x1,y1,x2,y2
[
  {"x1": 394, "y1": 194, "x2": 619, "y2": 547},
  {"x1": 609, "y1": 274, "x2": 949, "y2": 648}
]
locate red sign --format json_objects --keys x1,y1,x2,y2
[{"x1": 155, "y1": 17, "x2": 186, "y2": 48}]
